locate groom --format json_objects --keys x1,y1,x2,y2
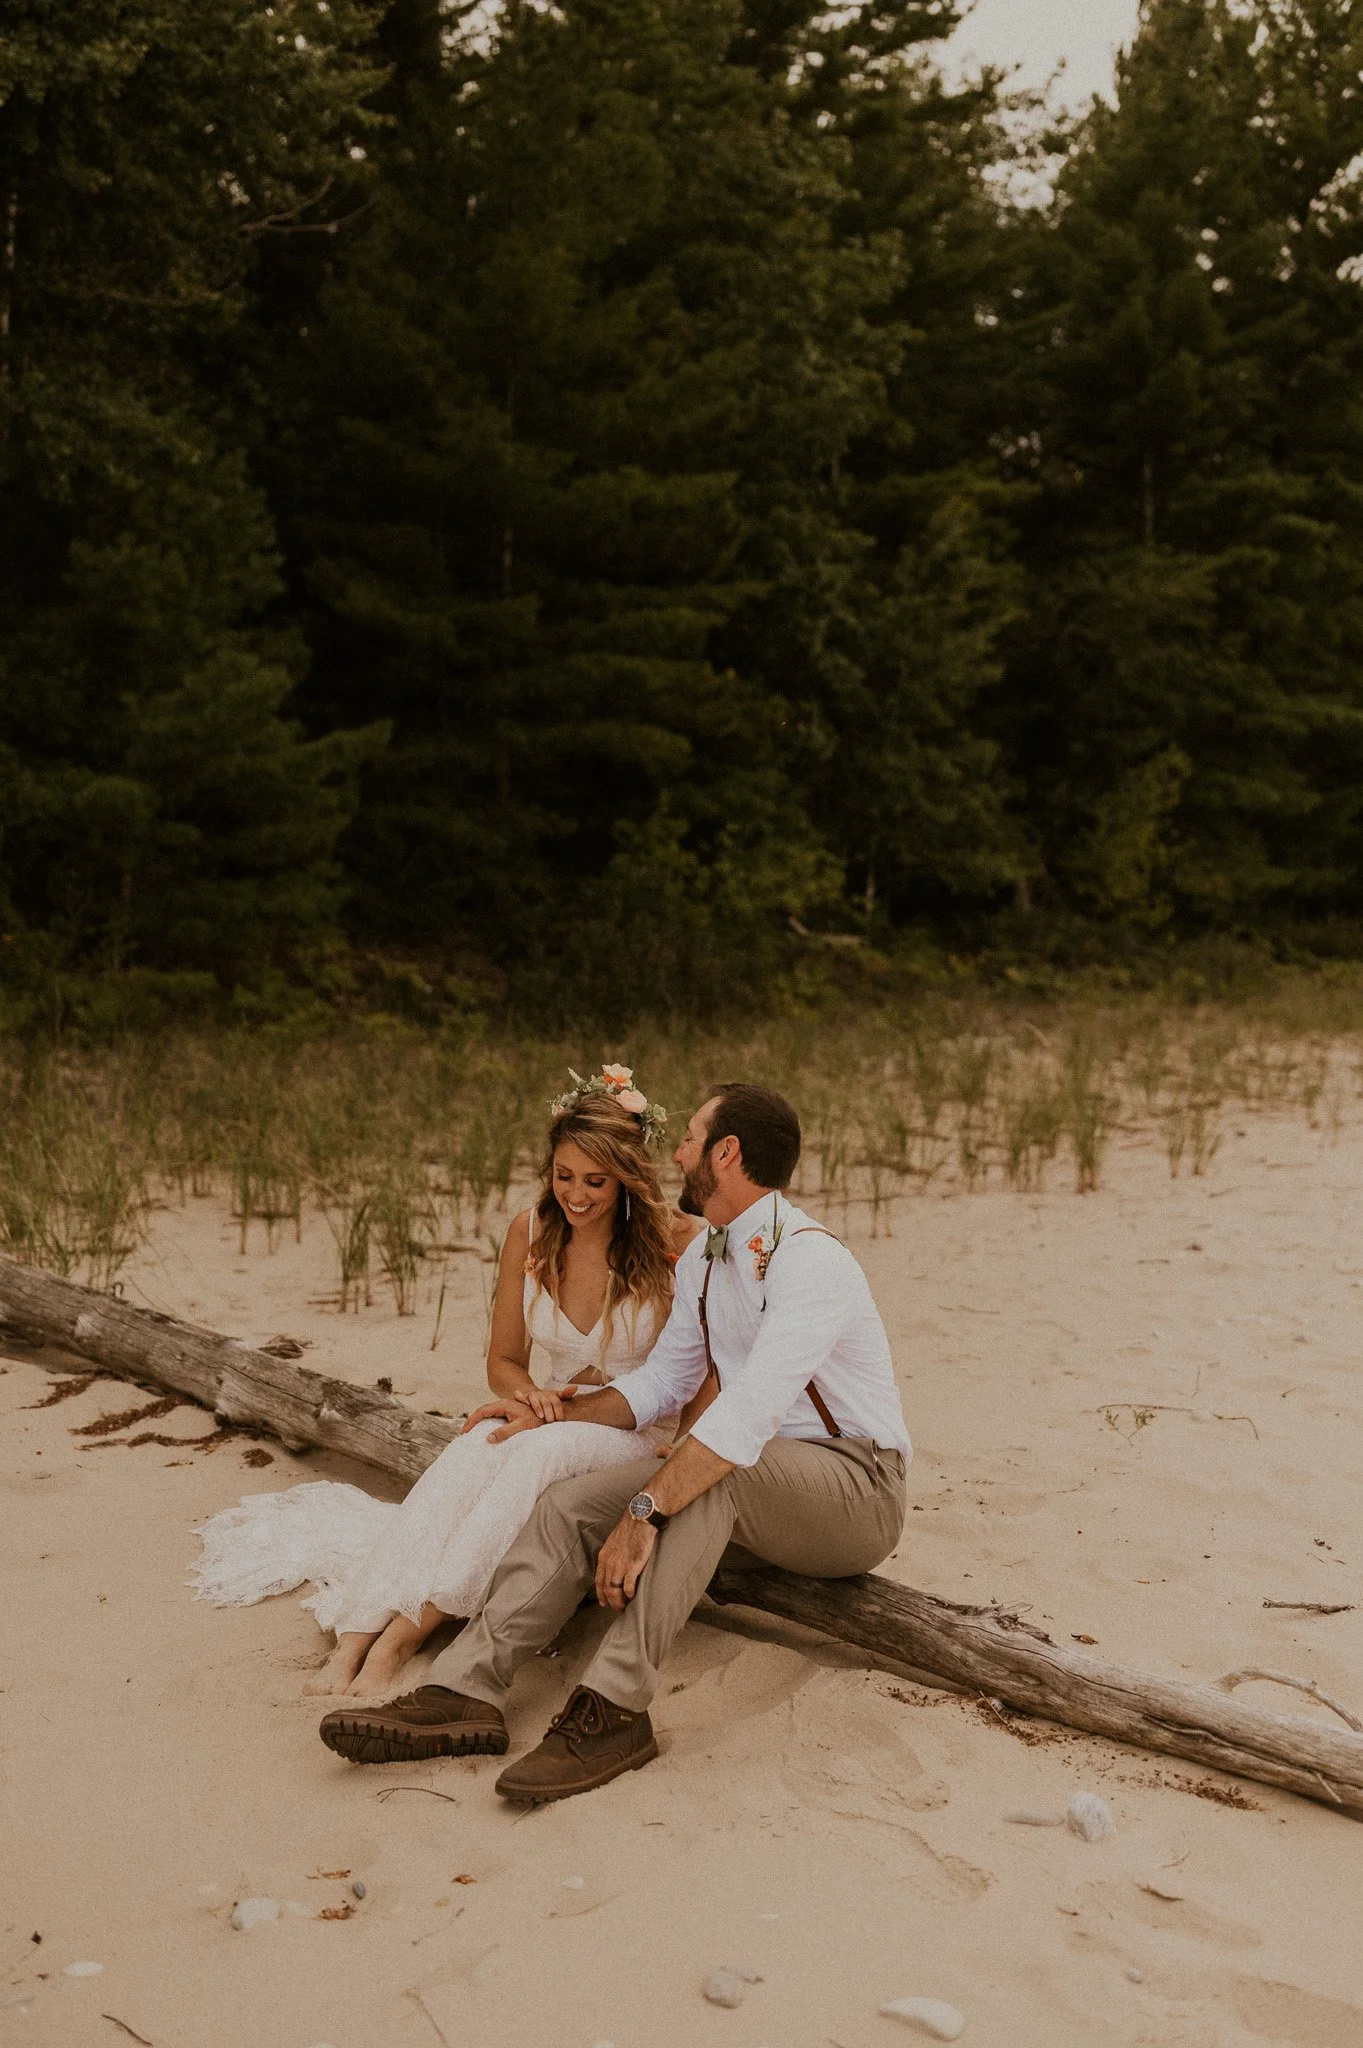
[{"x1": 319, "y1": 1083, "x2": 911, "y2": 1799}]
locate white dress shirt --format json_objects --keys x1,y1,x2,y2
[{"x1": 620, "y1": 1191, "x2": 912, "y2": 1468}]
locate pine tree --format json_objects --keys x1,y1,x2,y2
[
  {"x1": 776, "y1": 4, "x2": 1030, "y2": 926},
  {"x1": 1001, "y1": 0, "x2": 1363, "y2": 932},
  {"x1": 260, "y1": 0, "x2": 1046, "y2": 1001},
  {"x1": 0, "y1": 0, "x2": 385, "y2": 1009},
  {"x1": 262, "y1": 0, "x2": 910, "y2": 1003}
]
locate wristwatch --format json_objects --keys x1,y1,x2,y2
[{"x1": 628, "y1": 1490, "x2": 669, "y2": 1531}]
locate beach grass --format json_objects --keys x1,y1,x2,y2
[{"x1": 3, "y1": 972, "x2": 1362, "y2": 1298}]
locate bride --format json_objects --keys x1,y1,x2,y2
[{"x1": 190, "y1": 1067, "x2": 697, "y2": 1696}]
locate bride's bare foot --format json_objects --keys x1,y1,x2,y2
[
  {"x1": 303, "y1": 1632, "x2": 378, "y2": 1696},
  {"x1": 344, "y1": 1604, "x2": 451, "y2": 1696},
  {"x1": 345, "y1": 1635, "x2": 412, "y2": 1696}
]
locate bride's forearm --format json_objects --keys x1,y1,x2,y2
[{"x1": 487, "y1": 1356, "x2": 538, "y2": 1400}]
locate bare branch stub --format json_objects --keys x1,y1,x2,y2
[{"x1": 1219, "y1": 1668, "x2": 1363, "y2": 1734}]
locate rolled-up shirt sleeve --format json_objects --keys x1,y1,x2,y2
[
  {"x1": 690, "y1": 1236, "x2": 852, "y2": 1467},
  {"x1": 611, "y1": 1247, "x2": 709, "y2": 1431}
]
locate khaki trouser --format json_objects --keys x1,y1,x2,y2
[{"x1": 427, "y1": 1435, "x2": 906, "y2": 1713}]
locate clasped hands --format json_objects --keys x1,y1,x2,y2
[{"x1": 463, "y1": 1382, "x2": 586, "y2": 1440}]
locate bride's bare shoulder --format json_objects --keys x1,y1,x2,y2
[{"x1": 505, "y1": 1208, "x2": 534, "y2": 1256}]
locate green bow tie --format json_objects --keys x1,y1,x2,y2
[{"x1": 704, "y1": 1225, "x2": 729, "y2": 1262}]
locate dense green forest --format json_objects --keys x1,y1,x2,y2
[{"x1": 5, "y1": 0, "x2": 1363, "y2": 1025}]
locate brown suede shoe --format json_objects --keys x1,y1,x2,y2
[
  {"x1": 319, "y1": 1685, "x2": 508, "y2": 1764},
  {"x1": 494, "y1": 1685, "x2": 658, "y2": 1803}
]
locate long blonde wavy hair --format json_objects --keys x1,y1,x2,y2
[{"x1": 528, "y1": 1093, "x2": 675, "y2": 1360}]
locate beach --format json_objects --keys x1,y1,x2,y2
[{"x1": 4, "y1": 1105, "x2": 1362, "y2": 2047}]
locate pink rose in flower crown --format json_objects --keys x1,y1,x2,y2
[
  {"x1": 617, "y1": 1087, "x2": 648, "y2": 1115},
  {"x1": 600, "y1": 1063, "x2": 634, "y2": 1090}
]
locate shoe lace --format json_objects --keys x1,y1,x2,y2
[{"x1": 548, "y1": 1687, "x2": 609, "y2": 1745}]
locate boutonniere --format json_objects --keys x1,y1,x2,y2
[{"x1": 747, "y1": 1197, "x2": 784, "y2": 1282}]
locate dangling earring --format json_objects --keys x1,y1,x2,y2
[{"x1": 625, "y1": 1190, "x2": 632, "y2": 1222}]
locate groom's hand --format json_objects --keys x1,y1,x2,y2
[
  {"x1": 595, "y1": 1514, "x2": 656, "y2": 1613},
  {"x1": 464, "y1": 1399, "x2": 544, "y2": 1442}
]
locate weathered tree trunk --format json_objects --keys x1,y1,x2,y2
[
  {"x1": 707, "y1": 1565, "x2": 1363, "y2": 1818},
  {"x1": 0, "y1": 1255, "x2": 458, "y2": 1483},
  {"x1": 4, "y1": 1254, "x2": 1362, "y2": 1819}
]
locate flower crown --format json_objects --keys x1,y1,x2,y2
[{"x1": 550, "y1": 1064, "x2": 668, "y2": 1150}]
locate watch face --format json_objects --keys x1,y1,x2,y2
[{"x1": 628, "y1": 1492, "x2": 655, "y2": 1521}]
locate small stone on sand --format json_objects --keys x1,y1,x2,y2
[
  {"x1": 1127, "y1": 1967, "x2": 1143, "y2": 1983},
  {"x1": 1066, "y1": 1791, "x2": 1116, "y2": 1841},
  {"x1": 879, "y1": 1995, "x2": 966, "y2": 2040},
  {"x1": 703, "y1": 1969, "x2": 746, "y2": 2008},
  {"x1": 230, "y1": 1896, "x2": 281, "y2": 1931},
  {"x1": 63, "y1": 1962, "x2": 103, "y2": 1978},
  {"x1": 563, "y1": 1875, "x2": 585, "y2": 1889},
  {"x1": 351, "y1": 1879, "x2": 366, "y2": 1899}
]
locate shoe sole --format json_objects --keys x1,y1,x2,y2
[
  {"x1": 495, "y1": 1735, "x2": 659, "y2": 1803},
  {"x1": 319, "y1": 1716, "x2": 509, "y2": 1764}
]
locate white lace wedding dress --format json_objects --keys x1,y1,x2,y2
[{"x1": 189, "y1": 1276, "x2": 671, "y2": 1633}]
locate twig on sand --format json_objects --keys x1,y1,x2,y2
[
  {"x1": 548, "y1": 1889, "x2": 625, "y2": 1920},
  {"x1": 1263, "y1": 1600, "x2": 1354, "y2": 1615},
  {"x1": 405, "y1": 1990, "x2": 450, "y2": 2046},
  {"x1": 102, "y1": 2018, "x2": 153, "y2": 2046},
  {"x1": 1095, "y1": 1401, "x2": 1260, "y2": 1441},
  {"x1": 376, "y1": 1785, "x2": 460, "y2": 1804},
  {"x1": 1220, "y1": 1668, "x2": 1363, "y2": 1733}
]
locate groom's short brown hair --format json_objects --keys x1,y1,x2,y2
[{"x1": 704, "y1": 1084, "x2": 801, "y2": 1190}]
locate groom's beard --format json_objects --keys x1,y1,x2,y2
[{"x1": 678, "y1": 1151, "x2": 717, "y2": 1217}]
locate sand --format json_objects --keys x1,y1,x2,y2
[{"x1": 3, "y1": 1107, "x2": 1363, "y2": 2046}]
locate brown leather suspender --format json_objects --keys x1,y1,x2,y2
[{"x1": 690, "y1": 1225, "x2": 842, "y2": 1438}]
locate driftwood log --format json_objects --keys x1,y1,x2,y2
[
  {"x1": 3, "y1": 1253, "x2": 1362, "y2": 1820},
  {"x1": 0, "y1": 1254, "x2": 455, "y2": 1483},
  {"x1": 707, "y1": 1566, "x2": 1363, "y2": 1817}
]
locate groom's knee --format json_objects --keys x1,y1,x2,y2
[{"x1": 535, "y1": 1461, "x2": 650, "y2": 1543}]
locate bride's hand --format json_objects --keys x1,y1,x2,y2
[{"x1": 516, "y1": 1386, "x2": 569, "y2": 1425}]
